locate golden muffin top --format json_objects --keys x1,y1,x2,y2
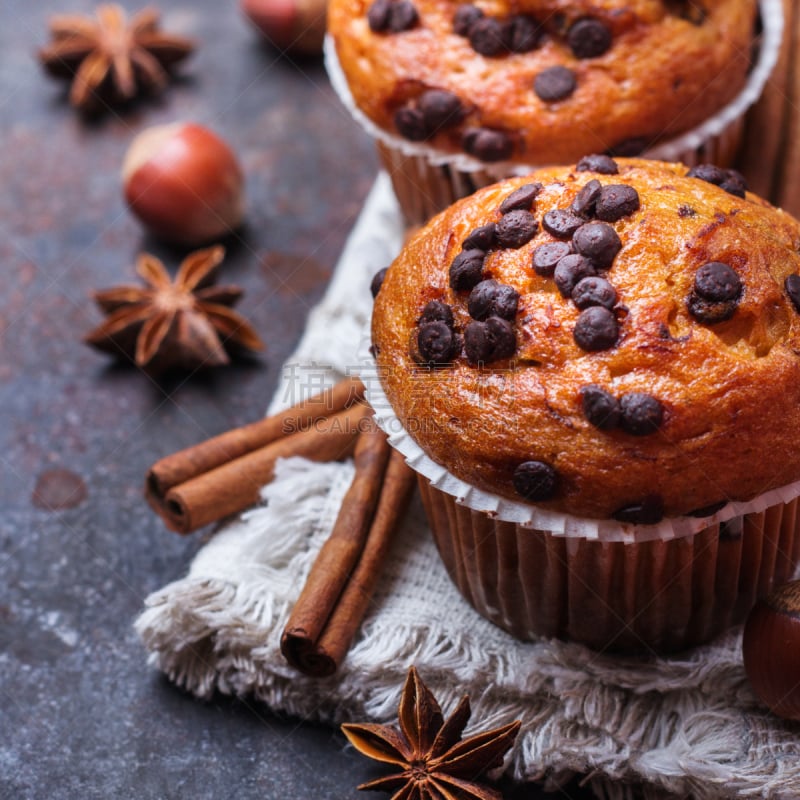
[{"x1": 371, "y1": 157, "x2": 800, "y2": 522}]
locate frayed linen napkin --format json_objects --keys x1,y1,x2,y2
[{"x1": 136, "y1": 173, "x2": 800, "y2": 800}]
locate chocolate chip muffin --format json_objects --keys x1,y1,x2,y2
[
  {"x1": 368, "y1": 156, "x2": 800, "y2": 651},
  {"x1": 327, "y1": 0, "x2": 778, "y2": 225}
]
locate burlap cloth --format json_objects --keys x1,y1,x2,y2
[{"x1": 136, "y1": 173, "x2": 800, "y2": 800}]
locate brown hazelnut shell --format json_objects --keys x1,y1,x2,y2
[
  {"x1": 742, "y1": 580, "x2": 800, "y2": 721},
  {"x1": 123, "y1": 123, "x2": 245, "y2": 246}
]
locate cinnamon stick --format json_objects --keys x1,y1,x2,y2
[
  {"x1": 280, "y1": 417, "x2": 392, "y2": 675},
  {"x1": 157, "y1": 402, "x2": 369, "y2": 534},
  {"x1": 146, "y1": 376, "x2": 364, "y2": 500},
  {"x1": 310, "y1": 450, "x2": 416, "y2": 676}
]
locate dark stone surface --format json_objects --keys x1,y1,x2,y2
[{"x1": 0, "y1": 2, "x2": 601, "y2": 799}]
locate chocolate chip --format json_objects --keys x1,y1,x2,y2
[
  {"x1": 534, "y1": 66, "x2": 577, "y2": 102},
  {"x1": 495, "y1": 209, "x2": 538, "y2": 248},
  {"x1": 369, "y1": 0, "x2": 419, "y2": 31},
  {"x1": 462, "y1": 127, "x2": 513, "y2": 162},
  {"x1": 507, "y1": 14, "x2": 541, "y2": 52},
  {"x1": 727, "y1": 169, "x2": 748, "y2": 189},
  {"x1": 687, "y1": 500, "x2": 728, "y2": 518},
  {"x1": 688, "y1": 164, "x2": 748, "y2": 199},
  {"x1": 567, "y1": 17, "x2": 612, "y2": 59},
  {"x1": 532, "y1": 242, "x2": 571, "y2": 277},
  {"x1": 571, "y1": 179, "x2": 602, "y2": 217},
  {"x1": 786, "y1": 274, "x2": 800, "y2": 313},
  {"x1": 573, "y1": 306, "x2": 619, "y2": 350},
  {"x1": 576, "y1": 154, "x2": 619, "y2": 174},
  {"x1": 572, "y1": 222, "x2": 621, "y2": 269},
  {"x1": 370, "y1": 268, "x2": 388, "y2": 298},
  {"x1": 419, "y1": 300, "x2": 454, "y2": 327},
  {"x1": 543, "y1": 208, "x2": 585, "y2": 239},
  {"x1": 580, "y1": 384, "x2": 621, "y2": 430},
  {"x1": 613, "y1": 495, "x2": 664, "y2": 525},
  {"x1": 387, "y1": 0, "x2": 419, "y2": 32},
  {"x1": 394, "y1": 107, "x2": 429, "y2": 141},
  {"x1": 513, "y1": 460, "x2": 558, "y2": 501},
  {"x1": 464, "y1": 316, "x2": 516, "y2": 363},
  {"x1": 449, "y1": 249, "x2": 485, "y2": 291},
  {"x1": 554, "y1": 254, "x2": 596, "y2": 297},
  {"x1": 468, "y1": 279, "x2": 519, "y2": 321},
  {"x1": 367, "y1": 0, "x2": 392, "y2": 31},
  {"x1": 719, "y1": 171, "x2": 747, "y2": 199},
  {"x1": 572, "y1": 276, "x2": 617, "y2": 310},
  {"x1": 687, "y1": 294, "x2": 738, "y2": 324},
  {"x1": 687, "y1": 163, "x2": 727, "y2": 185},
  {"x1": 453, "y1": 3, "x2": 483, "y2": 35},
  {"x1": 462, "y1": 223, "x2": 497, "y2": 251},
  {"x1": 418, "y1": 90, "x2": 463, "y2": 133},
  {"x1": 499, "y1": 182, "x2": 542, "y2": 214},
  {"x1": 595, "y1": 184, "x2": 640, "y2": 221},
  {"x1": 693, "y1": 262, "x2": 742, "y2": 302},
  {"x1": 678, "y1": 204, "x2": 696, "y2": 218},
  {"x1": 619, "y1": 392, "x2": 664, "y2": 435},
  {"x1": 469, "y1": 17, "x2": 508, "y2": 56},
  {"x1": 687, "y1": 262, "x2": 742, "y2": 324},
  {"x1": 418, "y1": 321, "x2": 457, "y2": 365}
]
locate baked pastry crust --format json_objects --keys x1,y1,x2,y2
[
  {"x1": 328, "y1": 0, "x2": 757, "y2": 163},
  {"x1": 371, "y1": 158, "x2": 800, "y2": 519}
]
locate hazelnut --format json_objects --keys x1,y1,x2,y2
[
  {"x1": 742, "y1": 579, "x2": 800, "y2": 721},
  {"x1": 122, "y1": 122, "x2": 245, "y2": 246},
  {"x1": 240, "y1": 0, "x2": 326, "y2": 55}
]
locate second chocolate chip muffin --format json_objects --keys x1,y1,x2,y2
[
  {"x1": 327, "y1": 0, "x2": 777, "y2": 226},
  {"x1": 329, "y1": 0, "x2": 757, "y2": 165}
]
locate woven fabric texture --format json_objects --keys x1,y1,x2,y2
[{"x1": 136, "y1": 174, "x2": 800, "y2": 800}]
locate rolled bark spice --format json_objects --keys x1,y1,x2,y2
[
  {"x1": 145, "y1": 376, "x2": 364, "y2": 527},
  {"x1": 281, "y1": 418, "x2": 398, "y2": 676},
  {"x1": 146, "y1": 376, "x2": 364, "y2": 500},
  {"x1": 158, "y1": 402, "x2": 369, "y2": 534},
  {"x1": 309, "y1": 450, "x2": 417, "y2": 676}
]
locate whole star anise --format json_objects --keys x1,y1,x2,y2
[
  {"x1": 38, "y1": 4, "x2": 194, "y2": 112},
  {"x1": 84, "y1": 246, "x2": 264, "y2": 374},
  {"x1": 342, "y1": 667, "x2": 521, "y2": 800}
]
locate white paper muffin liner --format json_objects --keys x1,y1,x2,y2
[
  {"x1": 326, "y1": 0, "x2": 783, "y2": 222},
  {"x1": 358, "y1": 331, "x2": 800, "y2": 544}
]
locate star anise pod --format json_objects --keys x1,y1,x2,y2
[
  {"x1": 342, "y1": 666, "x2": 521, "y2": 800},
  {"x1": 38, "y1": 4, "x2": 194, "y2": 112},
  {"x1": 85, "y1": 246, "x2": 264, "y2": 375}
]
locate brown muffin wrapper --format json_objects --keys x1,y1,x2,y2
[
  {"x1": 740, "y1": 0, "x2": 800, "y2": 215},
  {"x1": 377, "y1": 118, "x2": 746, "y2": 227},
  {"x1": 418, "y1": 477, "x2": 800, "y2": 653},
  {"x1": 773, "y1": 0, "x2": 800, "y2": 216}
]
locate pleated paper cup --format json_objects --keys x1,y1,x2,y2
[
  {"x1": 417, "y1": 479, "x2": 800, "y2": 653},
  {"x1": 326, "y1": 0, "x2": 783, "y2": 228},
  {"x1": 359, "y1": 338, "x2": 800, "y2": 654}
]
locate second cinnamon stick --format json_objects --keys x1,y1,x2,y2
[
  {"x1": 280, "y1": 417, "x2": 391, "y2": 674},
  {"x1": 310, "y1": 450, "x2": 417, "y2": 676}
]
